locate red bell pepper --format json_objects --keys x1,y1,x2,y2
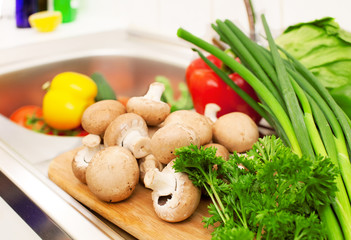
[{"x1": 185, "y1": 55, "x2": 261, "y2": 124}]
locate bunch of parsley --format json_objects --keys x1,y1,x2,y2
[{"x1": 173, "y1": 135, "x2": 338, "y2": 240}]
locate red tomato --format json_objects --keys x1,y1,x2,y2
[
  {"x1": 10, "y1": 105, "x2": 47, "y2": 131},
  {"x1": 186, "y1": 55, "x2": 261, "y2": 123},
  {"x1": 10, "y1": 105, "x2": 88, "y2": 136},
  {"x1": 75, "y1": 130, "x2": 89, "y2": 137},
  {"x1": 117, "y1": 96, "x2": 130, "y2": 107}
]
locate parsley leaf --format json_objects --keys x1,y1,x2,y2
[{"x1": 173, "y1": 135, "x2": 338, "y2": 239}]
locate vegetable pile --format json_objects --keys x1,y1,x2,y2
[
  {"x1": 173, "y1": 136, "x2": 338, "y2": 239},
  {"x1": 70, "y1": 80, "x2": 261, "y2": 223},
  {"x1": 176, "y1": 14, "x2": 351, "y2": 239},
  {"x1": 17, "y1": 13, "x2": 351, "y2": 239}
]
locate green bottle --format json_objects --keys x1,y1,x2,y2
[{"x1": 53, "y1": 0, "x2": 77, "y2": 23}]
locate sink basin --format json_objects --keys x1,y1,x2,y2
[
  {"x1": 0, "y1": 51, "x2": 186, "y2": 118},
  {"x1": 0, "y1": 29, "x2": 193, "y2": 239}
]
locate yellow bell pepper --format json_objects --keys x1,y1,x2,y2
[{"x1": 42, "y1": 72, "x2": 98, "y2": 130}]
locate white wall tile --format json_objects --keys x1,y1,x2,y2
[
  {"x1": 281, "y1": 0, "x2": 351, "y2": 31},
  {"x1": 81, "y1": 0, "x2": 351, "y2": 38},
  {"x1": 77, "y1": 0, "x2": 127, "y2": 24},
  {"x1": 158, "y1": 0, "x2": 212, "y2": 38},
  {"x1": 127, "y1": 0, "x2": 160, "y2": 30},
  {"x1": 253, "y1": 0, "x2": 284, "y2": 35},
  {"x1": 211, "y1": 0, "x2": 249, "y2": 30}
]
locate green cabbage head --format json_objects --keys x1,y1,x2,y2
[{"x1": 276, "y1": 17, "x2": 351, "y2": 89}]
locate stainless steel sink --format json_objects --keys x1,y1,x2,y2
[
  {"x1": 0, "y1": 29, "x2": 192, "y2": 239},
  {"x1": 0, "y1": 46, "x2": 187, "y2": 118}
]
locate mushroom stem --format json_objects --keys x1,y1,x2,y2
[
  {"x1": 81, "y1": 134, "x2": 103, "y2": 163},
  {"x1": 146, "y1": 160, "x2": 202, "y2": 222},
  {"x1": 144, "y1": 82, "x2": 165, "y2": 101},
  {"x1": 144, "y1": 168, "x2": 176, "y2": 196},
  {"x1": 122, "y1": 130, "x2": 151, "y2": 158},
  {"x1": 72, "y1": 134, "x2": 104, "y2": 184},
  {"x1": 204, "y1": 103, "x2": 221, "y2": 123},
  {"x1": 139, "y1": 154, "x2": 164, "y2": 184}
]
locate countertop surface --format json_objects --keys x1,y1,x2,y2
[
  {"x1": 0, "y1": 12, "x2": 193, "y2": 71},
  {"x1": 0, "y1": 12, "x2": 127, "y2": 50}
]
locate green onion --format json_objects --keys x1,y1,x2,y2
[
  {"x1": 215, "y1": 20, "x2": 285, "y2": 110},
  {"x1": 309, "y1": 97, "x2": 351, "y2": 239},
  {"x1": 261, "y1": 15, "x2": 315, "y2": 159},
  {"x1": 291, "y1": 80, "x2": 325, "y2": 156},
  {"x1": 280, "y1": 46, "x2": 351, "y2": 152}
]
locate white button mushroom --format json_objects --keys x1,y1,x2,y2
[
  {"x1": 139, "y1": 154, "x2": 164, "y2": 184},
  {"x1": 144, "y1": 160, "x2": 201, "y2": 223},
  {"x1": 72, "y1": 134, "x2": 104, "y2": 184},
  {"x1": 204, "y1": 103, "x2": 221, "y2": 124},
  {"x1": 81, "y1": 100, "x2": 126, "y2": 136},
  {"x1": 85, "y1": 146, "x2": 139, "y2": 202},
  {"x1": 147, "y1": 124, "x2": 163, "y2": 139},
  {"x1": 202, "y1": 143, "x2": 231, "y2": 174},
  {"x1": 126, "y1": 82, "x2": 171, "y2": 126},
  {"x1": 212, "y1": 112, "x2": 259, "y2": 153},
  {"x1": 104, "y1": 113, "x2": 151, "y2": 158},
  {"x1": 203, "y1": 143, "x2": 230, "y2": 161},
  {"x1": 150, "y1": 123, "x2": 200, "y2": 165},
  {"x1": 163, "y1": 110, "x2": 212, "y2": 146}
]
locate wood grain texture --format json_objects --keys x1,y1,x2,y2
[{"x1": 48, "y1": 148, "x2": 214, "y2": 240}]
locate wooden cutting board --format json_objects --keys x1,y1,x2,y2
[{"x1": 48, "y1": 148, "x2": 214, "y2": 240}]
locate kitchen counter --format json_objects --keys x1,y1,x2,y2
[
  {"x1": 0, "y1": 10, "x2": 126, "y2": 48},
  {"x1": 0, "y1": 12, "x2": 125, "y2": 67}
]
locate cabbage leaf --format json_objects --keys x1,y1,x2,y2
[{"x1": 276, "y1": 17, "x2": 351, "y2": 89}]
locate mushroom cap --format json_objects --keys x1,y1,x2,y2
[
  {"x1": 164, "y1": 110, "x2": 212, "y2": 145},
  {"x1": 126, "y1": 97, "x2": 170, "y2": 126},
  {"x1": 203, "y1": 143, "x2": 230, "y2": 160},
  {"x1": 104, "y1": 113, "x2": 149, "y2": 147},
  {"x1": 150, "y1": 160, "x2": 201, "y2": 222},
  {"x1": 85, "y1": 146, "x2": 139, "y2": 202},
  {"x1": 81, "y1": 100, "x2": 126, "y2": 135},
  {"x1": 151, "y1": 123, "x2": 200, "y2": 164},
  {"x1": 147, "y1": 124, "x2": 162, "y2": 139},
  {"x1": 213, "y1": 112, "x2": 259, "y2": 153}
]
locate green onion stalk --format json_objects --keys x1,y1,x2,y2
[{"x1": 177, "y1": 14, "x2": 351, "y2": 240}]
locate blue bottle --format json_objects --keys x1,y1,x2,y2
[{"x1": 16, "y1": 0, "x2": 39, "y2": 28}]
